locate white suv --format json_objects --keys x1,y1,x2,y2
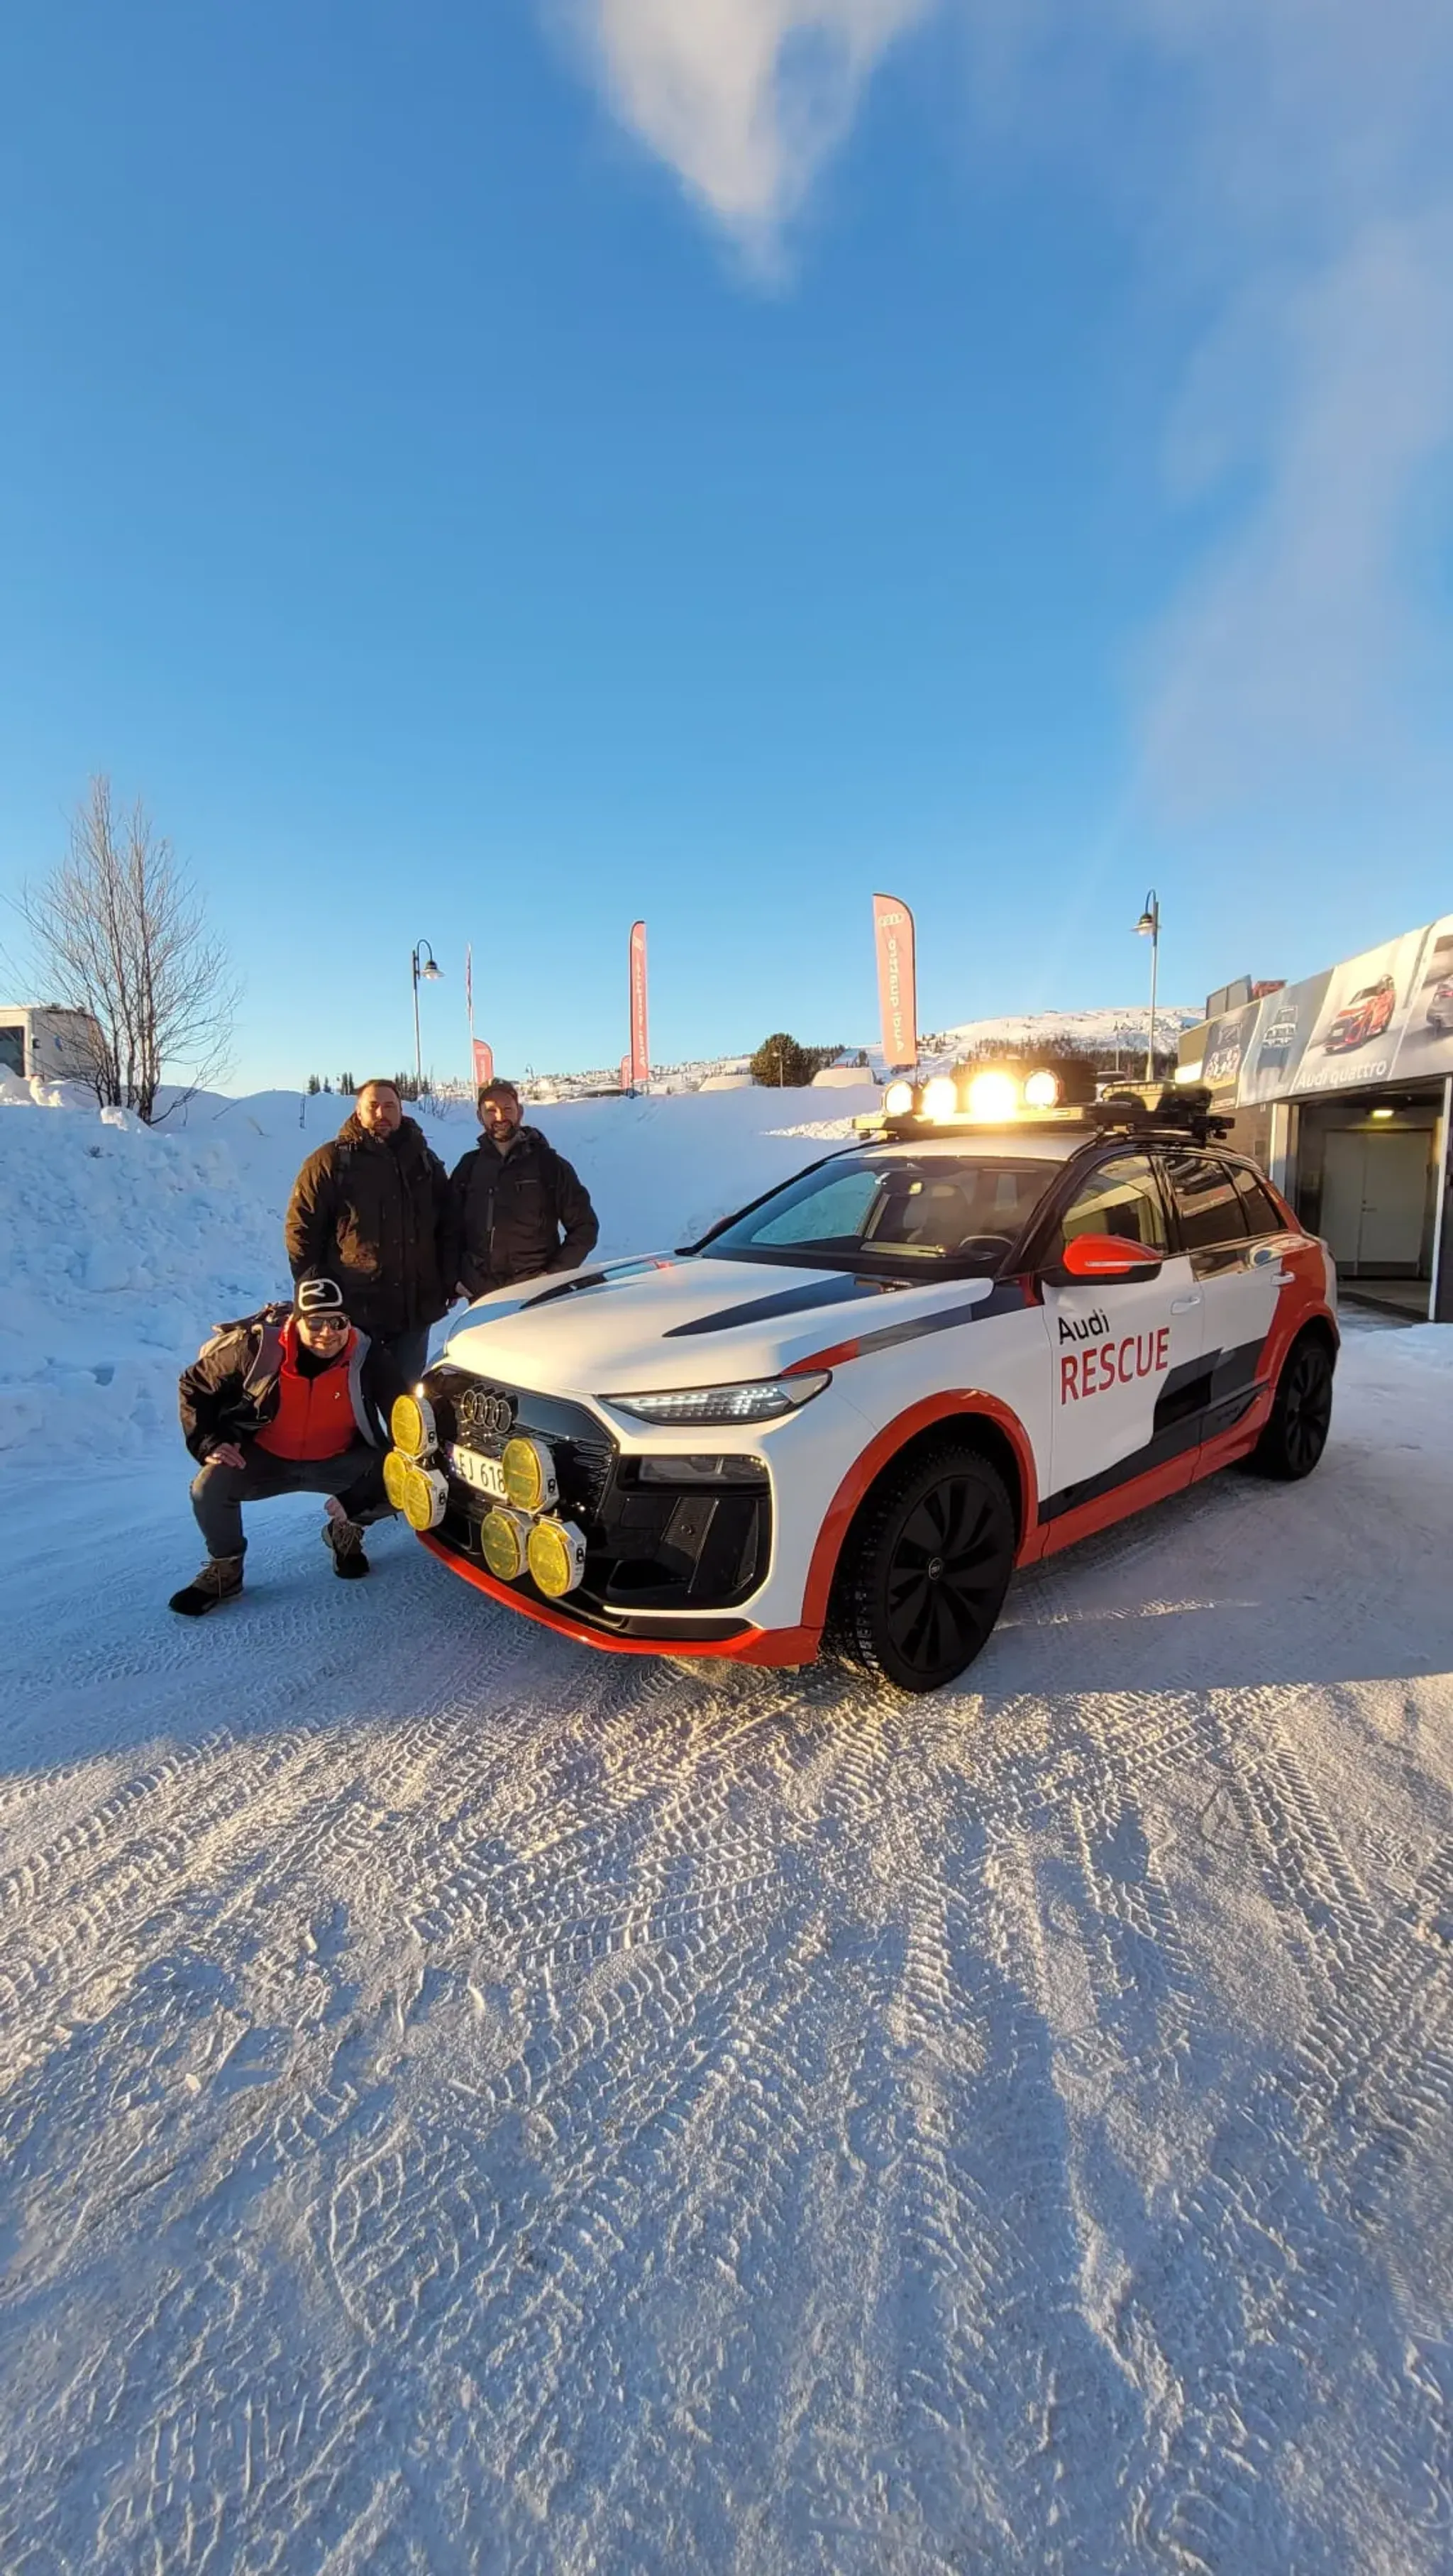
[{"x1": 387, "y1": 1094, "x2": 1337, "y2": 1693}]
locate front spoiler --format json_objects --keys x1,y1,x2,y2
[{"x1": 417, "y1": 1532, "x2": 819, "y2": 1668}]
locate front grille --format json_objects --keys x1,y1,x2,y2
[
  {"x1": 421, "y1": 1361, "x2": 770, "y2": 1618},
  {"x1": 424, "y1": 1362, "x2": 617, "y2": 1525}
]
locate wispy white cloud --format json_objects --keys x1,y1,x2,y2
[
  {"x1": 1098, "y1": 1, "x2": 1453, "y2": 815},
  {"x1": 565, "y1": 0, "x2": 934, "y2": 255},
  {"x1": 561, "y1": 0, "x2": 1453, "y2": 819}
]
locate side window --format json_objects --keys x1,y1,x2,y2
[
  {"x1": 1164, "y1": 1154, "x2": 1248, "y2": 1251},
  {"x1": 1058, "y1": 1154, "x2": 1169, "y2": 1255},
  {"x1": 1227, "y1": 1163, "x2": 1286, "y2": 1239}
]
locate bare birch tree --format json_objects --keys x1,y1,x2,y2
[{"x1": 19, "y1": 778, "x2": 238, "y2": 1122}]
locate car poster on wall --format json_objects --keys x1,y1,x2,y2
[
  {"x1": 1295, "y1": 927, "x2": 1431, "y2": 1094},
  {"x1": 1388, "y1": 913, "x2": 1453, "y2": 1085},
  {"x1": 1234, "y1": 971, "x2": 1333, "y2": 1106},
  {"x1": 1199, "y1": 1001, "x2": 1261, "y2": 1095},
  {"x1": 1232, "y1": 925, "x2": 1447, "y2": 1106}
]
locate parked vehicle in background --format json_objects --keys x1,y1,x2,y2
[
  {"x1": 0, "y1": 1005, "x2": 104, "y2": 1083},
  {"x1": 1324, "y1": 976, "x2": 1396, "y2": 1054}
]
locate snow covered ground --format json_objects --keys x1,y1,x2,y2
[{"x1": 1, "y1": 1085, "x2": 1451, "y2": 2572}]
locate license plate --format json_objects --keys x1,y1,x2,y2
[{"x1": 446, "y1": 1443, "x2": 509, "y2": 1501}]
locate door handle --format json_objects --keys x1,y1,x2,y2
[{"x1": 1171, "y1": 1294, "x2": 1202, "y2": 1313}]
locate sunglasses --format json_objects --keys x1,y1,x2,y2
[{"x1": 300, "y1": 1311, "x2": 349, "y2": 1333}]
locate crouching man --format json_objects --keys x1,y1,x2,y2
[{"x1": 170, "y1": 1276, "x2": 406, "y2": 1617}]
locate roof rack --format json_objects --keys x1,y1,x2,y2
[
  {"x1": 856, "y1": 1080, "x2": 1234, "y2": 1148},
  {"x1": 1090, "y1": 1084, "x2": 1235, "y2": 1142}
]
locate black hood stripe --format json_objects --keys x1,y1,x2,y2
[
  {"x1": 786, "y1": 1277, "x2": 1032, "y2": 1371},
  {"x1": 664, "y1": 1273, "x2": 894, "y2": 1338}
]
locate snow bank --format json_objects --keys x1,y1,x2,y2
[{"x1": 0, "y1": 1082, "x2": 863, "y2": 1464}]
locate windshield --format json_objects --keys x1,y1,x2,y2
[{"x1": 704, "y1": 1152, "x2": 1060, "y2": 1276}]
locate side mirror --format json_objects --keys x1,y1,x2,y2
[{"x1": 1053, "y1": 1232, "x2": 1164, "y2": 1286}]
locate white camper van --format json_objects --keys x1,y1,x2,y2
[{"x1": 0, "y1": 1006, "x2": 104, "y2": 1083}]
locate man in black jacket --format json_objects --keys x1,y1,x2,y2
[
  {"x1": 285, "y1": 1079, "x2": 455, "y2": 1386},
  {"x1": 451, "y1": 1080, "x2": 600, "y2": 1300},
  {"x1": 170, "y1": 1277, "x2": 407, "y2": 1616}
]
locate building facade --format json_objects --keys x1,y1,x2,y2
[
  {"x1": 1177, "y1": 917, "x2": 1453, "y2": 1322},
  {"x1": 0, "y1": 1006, "x2": 105, "y2": 1085}
]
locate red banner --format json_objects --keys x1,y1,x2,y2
[
  {"x1": 873, "y1": 892, "x2": 917, "y2": 1071},
  {"x1": 471, "y1": 1038, "x2": 494, "y2": 1090},
  {"x1": 620, "y1": 1053, "x2": 631, "y2": 1093},
  {"x1": 629, "y1": 919, "x2": 650, "y2": 1086}
]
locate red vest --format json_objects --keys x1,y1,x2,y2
[{"x1": 254, "y1": 1321, "x2": 362, "y2": 1461}]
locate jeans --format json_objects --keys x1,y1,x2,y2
[{"x1": 191, "y1": 1438, "x2": 386, "y2": 1561}]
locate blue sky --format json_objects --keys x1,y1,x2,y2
[{"x1": 1, "y1": 2, "x2": 1449, "y2": 1093}]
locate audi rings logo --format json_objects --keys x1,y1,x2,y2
[{"x1": 460, "y1": 1385, "x2": 516, "y2": 1441}]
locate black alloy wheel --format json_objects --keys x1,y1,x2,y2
[
  {"x1": 832, "y1": 1444, "x2": 1017, "y2": 1694},
  {"x1": 1251, "y1": 1333, "x2": 1335, "y2": 1481}
]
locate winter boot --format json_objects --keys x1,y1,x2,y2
[
  {"x1": 322, "y1": 1498, "x2": 370, "y2": 1580},
  {"x1": 169, "y1": 1554, "x2": 245, "y2": 1618}
]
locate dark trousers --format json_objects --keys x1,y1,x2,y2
[
  {"x1": 375, "y1": 1325, "x2": 432, "y2": 1388},
  {"x1": 190, "y1": 1439, "x2": 385, "y2": 1561}
]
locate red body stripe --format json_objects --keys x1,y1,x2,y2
[{"x1": 785, "y1": 1337, "x2": 861, "y2": 1374}]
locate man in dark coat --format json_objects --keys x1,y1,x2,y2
[
  {"x1": 171, "y1": 1276, "x2": 408, "y2": 1615},
  {"x1": 285, "y1": 1078, "x2": 454, "y2": 1385},
  {"x1": 450, "y1": 1079, "x2": 600, "y2": 1300}
]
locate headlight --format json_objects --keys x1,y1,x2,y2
[
  {"x1": 966, "y1": 1070, "x2": 1020, "y2": 1120},
  {"x1": 922, "y1": 1076, "x2": 958, "y2": 1121},
  {"x1": 884, "y1": 1078, "x2": 915, "y2": 1115},
  {"x1": 391, "y1": 1392, "x2": 436, "y2": 1459},
  {"x1": 604, "y1": 1372, "x2": 830, "y2": 1425},
  {"x1": 1023, "y1": 1069, "x2": 1061, "y2": 1108}
]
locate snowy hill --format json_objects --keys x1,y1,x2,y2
[
  {"x1": 917, "y1": 1002, "x2": 1200, "y2": 1071},
  {"x1": 516, "y1": 1007, "x2": 1199, "y2": 1099}
]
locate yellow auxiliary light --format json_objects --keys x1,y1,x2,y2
[
  {"x1": 966, "y1": 1070, "x2": 1020, "y2": 1122},
  {"x1": 884, "y1": 1078, "x2": 915, "y2": 1116},
  {"x1": 1023, "y1": 1069, "x2": 1061, "y2": 1110},
  {"x1": 480, "y1": 1506, "x2": 531, "y2": 1581},
  {"x1": 386, "y1": 1455, "x2": 448, "y2": 1531},
  {"x1": 922, "y1": 1076, "x2": 959, "y2": 1122},
  {"x1": 390, "y1": 1392, "x2": 436, "y2": 1459},
  {"x1": 526, "y1": 1515, "x2": 588, "y2": 1599},
  {"x1": 502, "y1": 1434, "x2": 559, "y2": 1516}
]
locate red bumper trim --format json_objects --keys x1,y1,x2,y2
[{"x1": 417, "y1": 1531, "x2": 819, "y2": 1668}]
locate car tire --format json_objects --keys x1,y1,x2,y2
[
  {"x1": 829, "y1": 1442, "x2": 1017, "y2": 1694},
  {"x1": 1248, "y1": 1333, "x2": 1335, "y2": 1481}
]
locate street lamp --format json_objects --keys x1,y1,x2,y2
[
  {"x1": 1134, "y1": 892, "x2": 1161, "y2": 1083},
  {"x1": 411, "y1": 939, "x2": 443, "y2": 1089}
]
